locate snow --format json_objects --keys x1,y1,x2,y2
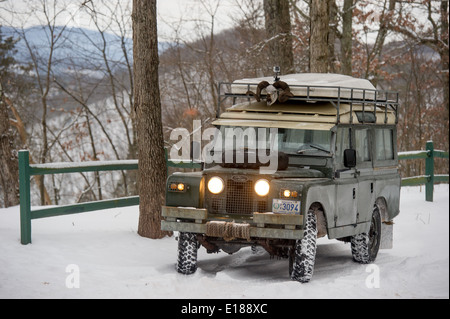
[
  {"x1": 398, "y1": 150, "x2": 427, "y2": 156},
  {"x1": 0, "y1": 185, "x2": 448, "y2": 299},
  {"x1": 30, "y1": 160, "x2": 138, "y2": 170},
  {"x1": 231, "y1": 73, "x2": 378, "y2": 100},
  {"x1": 398, "y1": 150, "x2": 447, "y2": 156}
]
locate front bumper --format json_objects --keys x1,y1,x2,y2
[{"x1": 161, "y1": 206, "x2": 304, "y2": 240}]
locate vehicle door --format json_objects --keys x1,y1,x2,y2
[
  {"x1": 354, "y1": 127, "x2": 375, "y2": 224},
  {"x1": 335, "y1": 127, "x2": 358, "y2": 227}
]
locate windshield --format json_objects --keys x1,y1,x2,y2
[{"x1": 216, "y1": 126, "x2": 332, "y2": 156}]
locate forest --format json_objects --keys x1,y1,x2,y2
[{"x1": 0, "y1": 0, "x2": 448, "y2": 209}]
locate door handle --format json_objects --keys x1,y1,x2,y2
[{"x1": 352, "y1": 170, "x2": 360, "y2": 178}]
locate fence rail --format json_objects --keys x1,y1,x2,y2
[
  {"x1": 398, "y1": 141, "x2": 449, "y2": 202},
  {"x1": 18, "y1": 150, "x2": 200, "y2": 245}
]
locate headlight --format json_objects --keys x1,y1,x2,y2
[
  {"x1": 208, "y1": 177, "x2": 224, "y2": 195},
  {"x1": 255, "y1": 179, "x2": 270, "y2": 197}
]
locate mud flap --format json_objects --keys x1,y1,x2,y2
[{"x1": 380, "y1": 222, "x2": 393, "y2": 249}]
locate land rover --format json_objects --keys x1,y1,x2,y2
[{"x1": 161, "y1": 72, "x2": 401, "y2": 283}]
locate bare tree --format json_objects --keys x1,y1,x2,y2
[
  {"x1": 309, "y1": 0, "x2": 329, "y2": 73},
  {"x1": 133, "y1": 0, "x2": 170, "y2": 239},
  {"x1": 80, "y1": 1, "x2": 136, "y2": 161},
  {"x1": 12, "y1": 0, "x2": 71, "y2": 205},
  {"x1": 390, "y1": 0, "x2": 449, "y2": 121},
  {"x1": 54, "y1": 0, "x2": 137, "y2": 197},
  {"x1": 0, "y1": 27, "x2": 19, "y2": 207},
  {"x1": 365, "y1": 0, "x2": 396, "y2": 85},
  {"x1": 159, "y1": 0, "x2": 263, "y2": 129},
  {"x1": 0, "y1": 84, "x2": 20, "y2": 207},
  {"x1": 3, "y1": 96, "x2": 53, "y2": 205},
  {"x1": 263, "y1": 0, "x2": 294, "y2": 74},
  {"x1": 340, "y1": 0, "x2": 353, "y2": 76}
]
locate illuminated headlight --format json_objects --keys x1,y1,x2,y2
[
  {"x1": 208, "y1": 177, "x2": 224, "y2": 195},
  {"x1": 255, "y1": 179, "x2": 270, "y2": 197}
]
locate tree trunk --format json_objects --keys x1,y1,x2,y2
[
  {"x1": 328, "y1": 0, "x2": 338, "y2": 73},
  {"x1": 0, "y1": 86, "x2": 20, "y2": 207},
  {"x1": 439, "y1": 0, "x2": 449, "y2": 121},
  {"x1": 341, "y1": 0, "x2": 353, "y2": 76},
  {"x1": 132, "y1": 0, "x2": 171, "y2": 239},
  {"x1": 310, "y1": 0, "x2": 329, "y2": 73},
  {"x1": 264, "y1": 0, "x2": 294, "y2": 75},
  {"x1": 368, "y1": 0, "x2": 396, "y2": 86}
]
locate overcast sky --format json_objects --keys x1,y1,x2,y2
[
  {"x1": 2, "y1": 0, "x2": 432, "y2": 45},
  {"x1": 0, "y1": 0, "x2": 242, "y2": 40}
]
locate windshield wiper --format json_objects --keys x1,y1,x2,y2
[
  {"x1": 297, "y1": 144, "x2": 331, "y2": 154},
  {"x1": 309, "y1": 144, "x2": 331, "y2": 154}
]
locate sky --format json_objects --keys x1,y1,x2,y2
[
  {"x1": 0, "y1": 0, "x2": 242, "y2": 41},
  {"x1": 1, "y1": 1, "x2": 438, "y2": 49}
]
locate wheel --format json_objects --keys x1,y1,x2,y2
[
  {"x1": 290, "y1": 208, "x2": 318, "y2": 283},
  {"x1": 177, "y1": 232, "x2": 199, "y2": 275},
  {"x1": 351, "y1": 207, "x2": 381, "y2": 264}
]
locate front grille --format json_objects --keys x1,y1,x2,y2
[
  {"x1": 226, "y1": 179, "x2": 254, "y2": 215},
  {"x1": 206, "y1": 176, "x2": 268, "y2": 215},
  {"x1": 257, "y1": 200, "x2": 267, "y2": 212}
]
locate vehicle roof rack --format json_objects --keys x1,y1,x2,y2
[{"x1": 217, "y1": 81, "x2": 399, "y2": 125}]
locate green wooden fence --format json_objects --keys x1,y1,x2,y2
[
  {"x1": 398, "y1": 141, "x2": 449, "y2": 202},
  {"x1": 18, "y1": 150, "x2": 201, "y2": 245}
]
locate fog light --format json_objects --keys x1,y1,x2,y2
[
  {"x1": 255, "y1": 179, "x2": 270, "y2": 197},
  {"x1": 177, "y1": 183, "x2": 185, "y2": 192},
  {"x1": 283, "y1": 190, "x2": 291, "y2": 198}
]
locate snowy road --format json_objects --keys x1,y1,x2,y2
[{"x1": 0, "y1": 185, "x2": 448, "y2": 299}]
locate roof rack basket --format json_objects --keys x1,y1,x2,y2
[{"x1": 217, "y1": 81, "x2": 399, "y2": 125}]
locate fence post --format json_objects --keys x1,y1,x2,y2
[
  {"x1": 425, "y1": 141, "x2": 434, "y2": 202},
  {"x1": 18, "y1": 150, "x2": 32, "y2": 245}
]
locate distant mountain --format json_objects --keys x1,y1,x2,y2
[
  {"x1": 1, "y1": 25, "x2": 170, "y2": 74},
  {"x1": 1, "y1": 25, "x2": 171, "y2": 119}
]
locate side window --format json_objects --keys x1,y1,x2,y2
[
  {"x1": 375, "y1": 129, "x2": 394, "y2": 161},
  {"x1": 337, "y1": 127, "x2": 350, "y2": 161},
  {"x1": 355, "y1": 129, "x2": 371, "y2": 162}
]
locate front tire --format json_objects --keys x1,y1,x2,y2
[
  {"x1": 177, "y1": 232, "x2": 199, "y2": 275},
  {"x1": 290, "y1": 208, "x2": 318, "y2": 283},
  {"x1": 351, "y1": 207, "x2": 381, "y2": 264}
]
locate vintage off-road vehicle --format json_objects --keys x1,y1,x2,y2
[{"x1": 161, "y1": 72, "x2": 401, "y2": 283}]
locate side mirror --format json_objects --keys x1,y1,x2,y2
[{"x1": 344, "y1": 149, "x2": 357, "y2": 168}]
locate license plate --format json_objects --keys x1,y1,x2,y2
[{"x1": 272, "y1": 199, "x2": 301, "y2": 215}]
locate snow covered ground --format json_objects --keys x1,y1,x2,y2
[{"x1": 0, "y1": 185, "x2": 448, "y2": 299}]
